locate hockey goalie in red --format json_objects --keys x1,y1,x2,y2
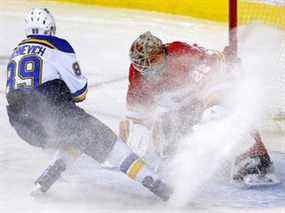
[{"x1": 120, "y1": 31, "x2": 279, "y2": 187}]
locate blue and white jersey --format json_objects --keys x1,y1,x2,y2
[{"x1": 6, "y1": 35, "x2": 87, "y2": 102}]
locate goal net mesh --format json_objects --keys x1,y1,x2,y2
[{"x1": 236, "y1": 0, "x2": 285, "y2": 133}]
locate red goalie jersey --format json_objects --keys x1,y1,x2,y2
[{"x1": 127, "y1": 40, "x2": 224, "y2": 115}]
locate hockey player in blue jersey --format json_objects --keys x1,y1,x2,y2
[{"x1": 6, "y1": 8, "x2": 172, "y2": 201}]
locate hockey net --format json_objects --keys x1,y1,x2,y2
[{"x1": 230, "y1": 0, "x2": 285, "y2": 133}]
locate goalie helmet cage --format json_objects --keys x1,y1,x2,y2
[{"x1": 228, "y1": 0, "x2": 285, "y2": 133}]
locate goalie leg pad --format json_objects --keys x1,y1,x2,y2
[{"x1": 120, "y1": 119, "x2": 153, "y2": 157}]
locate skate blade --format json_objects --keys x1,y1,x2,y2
[
  {"x1": 30, "y1": 184, "x2": 45, "y2": 197},
  {"x1": 243, "y1": 174, "x2": 281, "y2": 188}
]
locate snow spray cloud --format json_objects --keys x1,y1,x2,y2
[{"x1": 168, "y1": 23, "x2": 285, "y2": 207}]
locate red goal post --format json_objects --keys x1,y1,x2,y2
[
  {"x1": 228, "y1": 0, "x2": 285, "y2": 59},
  {"x1": 229, "y1": 0, "x2": 238, "y2": 59}
]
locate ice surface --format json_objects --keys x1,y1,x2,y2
[{"x1": 0, "y1": 1, "x2": 285, "y2": 212}]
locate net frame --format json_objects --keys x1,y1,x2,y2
[
  {"x1": 229, "y1": 0, "x2": 285, "y2": 55},
  {"x1": 229, "y1": 0, "x2": 285, "y2": 133}
]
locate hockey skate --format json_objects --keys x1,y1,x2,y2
[
  {"x1": 232, "y1": 154, "x2": 280, "y2": 188},
  {"x1": 142, "y1": 176, "x2": 173, "y2": 201},
  {"x1": 30, "y1": 183, "x2": 46, "y2": 197},
  {"x1": 30, "y1": 159, "x2": 66, "y2": 196}
]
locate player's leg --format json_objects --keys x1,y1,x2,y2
[
  {"x1": 6, "y1": 103, "x2": 74, "y2": 195},
  {"x1": 33, "y1": 107, "x2": 172, "y2": 201},
  {"x1": 6, "y1": 105, "x2": 48, "y2": 148},
  {"x1": 105, "y1": 137, "x2": 172, "y2": 201},
  {"x1": 75, "y1": 110, "x2": 172, "y2": 201}
]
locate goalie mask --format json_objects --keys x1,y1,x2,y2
[
  {"x1": 129, "y1": 31, "x2": 166, "y2": 76},
  {"x1": 25, "y1": 8, "x2": 56, "y2": 37}
]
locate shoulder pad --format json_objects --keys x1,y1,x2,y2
[{"x1": 23, "y1": 35, "x2": 75, "y2": 53}]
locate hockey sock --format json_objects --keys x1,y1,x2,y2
[{"x1": 106, "y1": 138, "x2": 172, "y2": 201}]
